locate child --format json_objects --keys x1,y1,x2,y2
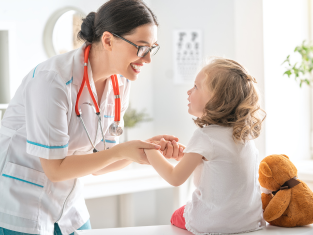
[{"x1": 145, "y1": 58, "x2": 266, "y2": 234}]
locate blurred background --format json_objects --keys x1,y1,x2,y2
[{"x1": 1, "y1": 0, "x2": 313, "y2": 230}]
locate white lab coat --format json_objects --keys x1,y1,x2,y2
[{"x1": 0, "y1": 43, "x2": 130, "y2": 235}]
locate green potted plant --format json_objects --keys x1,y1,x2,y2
[
  {"x1": 282, "y1": 41, "x2": 313, "y2": 87},
  {"x1": 123, "y1": 104, "x2": 152, "y2": 142}
]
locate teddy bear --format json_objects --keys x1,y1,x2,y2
[{"x1": 258, "y1": 154, "x2": 313, "y2": 227}]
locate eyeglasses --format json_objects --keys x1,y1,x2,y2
[{"x1": 112, "y1": 33, "x2": 160, "y2": 58}]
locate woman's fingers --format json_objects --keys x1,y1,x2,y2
[
  {"x1": 161, "y1": 135, "x2": 179, "y2": 142},
  {"x1": 147, "y1": 135, "x2": 179, "y2": 143},
  {"x1": 138, "y1": 140, "x2": 160, "y2": 150},
  {"x1": 143, "y1": 137, "x2": 185, "y2": 160}
]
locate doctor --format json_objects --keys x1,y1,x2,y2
[{"x1": 0, "y1": 0, "x2": 184, "y2": 234}]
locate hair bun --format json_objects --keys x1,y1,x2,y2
[{"x1": 78, "y1": 12, "x2": 96, "y2": 43}]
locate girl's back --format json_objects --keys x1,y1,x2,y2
[{"x1": 184, "y1": 125, "x2": 265, "y2": 234}]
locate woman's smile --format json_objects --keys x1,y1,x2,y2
[{"x1": 130, "y1": 63, "x2": 143, "y2": 73}]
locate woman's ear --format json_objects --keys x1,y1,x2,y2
[
  {"x1": 260, "y1": 162, "x2": 272, "y2": 177},
  {"x1": 101, "y1": 31, "x2": 114, "y2": 51}
]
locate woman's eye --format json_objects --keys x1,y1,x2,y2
[{"x1": 194, "y1": 85, "x2": 197, "y2": 89}]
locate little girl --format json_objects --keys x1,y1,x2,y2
[{"x1": 145, "y1": 58, "x2": 266, "y2": 234}]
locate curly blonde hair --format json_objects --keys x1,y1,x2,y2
[{"x1": 194, "y1": 57, "x2": 266, "y2": 143}]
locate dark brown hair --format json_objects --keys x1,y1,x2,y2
[
  {"x1": 195, "y1": 57, "x2": 266, "y2": 143},
  {"x1": 78, "y1": 0, "x2": 158, "y2": 43}
]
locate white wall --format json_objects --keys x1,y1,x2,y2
[
  {"x1": 0, "y1": 0, "x2": 101, "y2": 96},
  {"x1": 263, "y1": 0, "x2": 311, "y2": 162},
  {"x1": 233, "y1": 0, "x2": 312, "y2": 162},
  {"x1": 234, "y1": 0, "x2": 266, "y2": 160}
]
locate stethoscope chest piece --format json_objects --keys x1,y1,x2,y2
[{"x1": 109, "y1": 121, "x2": 123, "y2": 136}]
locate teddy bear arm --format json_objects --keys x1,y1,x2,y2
[
  {"x1": 261, "y1": 193, "x2": 273, "y2": 211},
  {"x1": 263, "y1": 189, "x2": 291, "y2": 222}
]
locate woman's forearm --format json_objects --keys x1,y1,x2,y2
[
  {"x1": 92, "y1": 159, "x2": 132, "y2": 175},
  {"x1": 40, "y1": 148, "x2": 121, "y2": 182}
]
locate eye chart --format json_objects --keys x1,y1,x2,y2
[{"x1": 173, "y1": 29, "x2": 203, "y2": 84}]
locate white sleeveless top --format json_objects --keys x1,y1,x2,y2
[{"x1": 183, "y1": 125, "x2": 265, "y2": 235}]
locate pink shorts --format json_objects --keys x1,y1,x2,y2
[{"x1": 170, "y1": 205, "x2": 187, "y2": 230}]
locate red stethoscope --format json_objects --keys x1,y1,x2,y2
[{"x1": 75, "y1": 44, "x2": 123, "y2": 153}]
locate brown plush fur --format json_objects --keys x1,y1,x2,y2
[{"x1": 258, "y1": 154, "x2": 313, "y2": 227}]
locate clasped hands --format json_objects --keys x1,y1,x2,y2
[{"x1": 145, "y1": 135, "x2": 185, "y2": 162}]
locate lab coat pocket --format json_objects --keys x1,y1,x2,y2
[{"x1": 0, "y1": 162, "x2": 47, "y2": 221}]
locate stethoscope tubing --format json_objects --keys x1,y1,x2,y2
[
  {"x1": 74, "y1": 44, "x2": 122, "y2": 152},
  {"x1": 111, "y1": 74, "x2": 121, "y2": 122}
]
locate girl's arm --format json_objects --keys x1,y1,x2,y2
[
  {"x1": 92, "y1": 159, "x2": 132, "y2": 175},
  {"x1": 145, "y1": 147, "x2": 203, "y2": 186}
]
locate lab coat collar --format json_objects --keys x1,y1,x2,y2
[{"x1": 72, "y1": 43, "x2": 124, "y2": 87}]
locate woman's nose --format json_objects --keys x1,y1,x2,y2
[
  {"x1": 142, "y1": 52, "x2": 152, "y2": 64},
  {"x1": 187, "y1": 88, "x2": 192, "y2": 95}
]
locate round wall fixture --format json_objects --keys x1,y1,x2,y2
[{"x1": 43, "y1": 7, "x2": 86, "y2": 57}]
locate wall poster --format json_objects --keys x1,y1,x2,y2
[{"x1": 173, "y1": 29, "x2": 203, "y2": 84}]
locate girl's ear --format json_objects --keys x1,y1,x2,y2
[{"x1": 260, "y1": 162, "x2": 272, "y2": 177}]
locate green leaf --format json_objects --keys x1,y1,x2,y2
[
  {"x1": 123, "y1": 103, "x2": 152, "y2": 128},
  {"x1": 283, "y1": 40, "x2": 313, "y2": 88},
  {"x1": 304, "y1": 79, "x2": 310, "y2": 85},
  {"x1": 283, "y1": 70, "x2": 292, "y2": 77},
  {"x1": 282, "y1": 55, "x2": 290, "y2": 65}
]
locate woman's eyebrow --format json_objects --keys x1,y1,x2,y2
[{"x1": 136, "y1": 40, "x2": 150, "y2": 45}]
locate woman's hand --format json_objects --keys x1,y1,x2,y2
[
  {"x1": 146, "y1": 135, "x2": 185, "y2": 161},
  {"x1": 111, "y1": 140, "x2": 160, "y2": 165}
]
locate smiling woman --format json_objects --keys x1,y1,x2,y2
[
  {"x1": 77, "y1": 0, "x2": 159, "y2": 82},
  {"x1": 0, "y1": 0, "x2": 184, "y2": 235}
]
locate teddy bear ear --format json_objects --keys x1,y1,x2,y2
[
  {"x1": 260, "y1": 162, "x2": 272, "y2": 177},
  {"x1": 281, "y1": 154, "x2": 289, "y2": 159}
]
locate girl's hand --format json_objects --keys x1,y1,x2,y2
[
  {"x1": 111, "y1": 140, "x2": 160, "y2": 165},
  {"x1": 147, "y1": 137, "x2": 185, "y2": 160},
  {"x1": 163, "y1": 140, "x2": 185, "y2": 161}
]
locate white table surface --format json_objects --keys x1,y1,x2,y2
[{"x1": 74, "y1": 224, "x2": 313, "y2": 235}]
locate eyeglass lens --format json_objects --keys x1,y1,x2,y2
[{"x1": 137, "y1": 46, "x2": 160, "y2": 57}]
